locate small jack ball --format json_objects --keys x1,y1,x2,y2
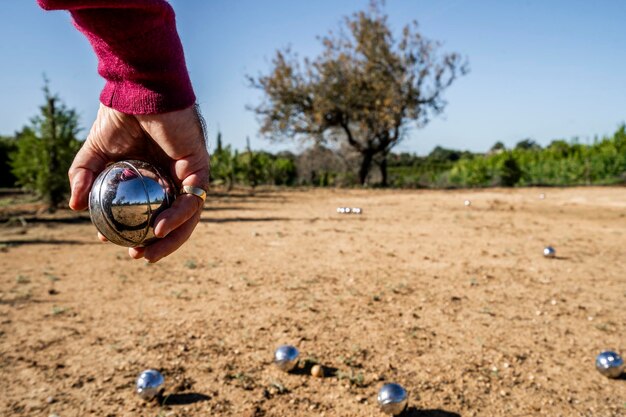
[{"x1": 311, "y1": 364, "x2": 324, "y2": 378}]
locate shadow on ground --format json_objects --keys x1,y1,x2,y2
[
  {"x1": 203, "y1": 206, "x2": 257, "y2": 211},
  {"x1": 207, "y1": 191, "x2": 289, "y2": 204},
  {"x1": 0, "y1": 239, "x2": 94, "y2": 246},
  {"x1": 403, "y1": 408, "x2": 461, "y2": 417},
  {"x1": 199, "y1": 217, "x2": 293, "y2": 224},
  {"x1": 160, "y1": 392, "x2": 211, "y2": 406},
  {"x1": 1, "y1": 215, "x2": 92, "y2": 225}
]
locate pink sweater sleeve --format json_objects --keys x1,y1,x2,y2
[{"x1": 38, "y1": 0, "x2": 196, "y2": 114}]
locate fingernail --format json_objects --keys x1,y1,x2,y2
[{"x1": 155, "y1": 221, "x2": 169, "y2": 238}]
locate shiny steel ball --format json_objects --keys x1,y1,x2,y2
[
  {"x1": 543, "y1": 246, "x2": 556, "y2": 258},
  {"x1": 274, "y1": 345, "x2": 299, "y2": 372},
  {"x1": 596, "y1": 351, "x2": 624, "y2": 378},
  {"x1": 89, "y1": 160, "x2": 176, "y2": 247},
  {"x1": 136, "y1": 369, "x2": 164, "y2": 401},
  {"x1": 377, "y1": 383, "x2": 408, "y2": 415},
  {"x1": 464, "y1": 200, "x2": 471, "y2": 207},
  {"x1": 352, "y1": 207, "x2": 362, "y2": 214}
]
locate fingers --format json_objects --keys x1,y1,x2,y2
[
  {"x1": 68, "y1": 141, "x2": 107, "y2": 211},
  {"x1": 69, "y1": 104, "x2": 144, "y2": 211},
  {"x1": 153, "y1": 193, "x2": 204, "y2": 238},
  {"x1": 141, "y1": 210, "x2": 202, "y2": 263},
  {"x1": 129, "y1": 246, "x2": 145, "y2": 259}
]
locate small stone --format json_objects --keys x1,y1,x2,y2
[{"x1": 242, "y1": 406, "x2": 262, "y2": 417}]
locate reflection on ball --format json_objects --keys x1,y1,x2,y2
[{"x1": 89, "y1": 160, "x2": 176, "y2": 247}]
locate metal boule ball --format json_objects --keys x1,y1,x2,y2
[
  {"x1": 596, "y1": 351, "x2": 624, "y2": 378},
  {"x1": 345, "y1": 208, "x2": 352, "y2": 214},
  {"x1": 543, "y1": 246, "x2": 556, "y2": 258},
  {"x1": 89, "y1": 160, "x2": 176, "y2": 247},
  {"x1": 377, "y1": 383, "x2": 408, "y2": 415},
  {"x1": 274, "y1": 345, "x2": 299, "y2": 372},
  {"x1": 352, "y1": 207, "x2": 362, "y2": 214},
  {"x1": 464, "y1": 200, "x2": 471, "y2": 207},
  {"x1": 136, "y1": 369, "x2": 164, "y2": 401}
]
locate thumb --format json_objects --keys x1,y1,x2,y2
[{"x1": 68, "y1": 141, "x2": 107, "y2": 211}]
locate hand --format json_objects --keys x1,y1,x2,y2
[{"x1": 69, "y1": 104, "x2": 210, "y2": 262}]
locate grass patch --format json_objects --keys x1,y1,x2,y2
[
  {"x1": 16, "y1": 275, "x2": 30, "y2": 284},
  {"x1": 51, "y1": 305, "x2": 69, "y2": 316}
]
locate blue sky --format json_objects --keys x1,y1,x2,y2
[{"x1": 1, "y1": 0, "x2": 625, "y2": 155}]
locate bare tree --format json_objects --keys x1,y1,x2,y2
[{"x1": 249, "y1": 1, "x2": 468, "y2": 185}]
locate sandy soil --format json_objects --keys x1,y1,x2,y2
[{"x1": 0, "y1": 187, "x2": 625, "y2": 417}]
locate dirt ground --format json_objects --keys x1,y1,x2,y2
[{"x1": 0, "y1": 187, "x2": 625, "y2": 417}]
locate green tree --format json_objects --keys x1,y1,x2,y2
[
  {"x1": 515, "y1": 138, "x2": 541, "y2": 151},
  {"x1": 0, "y1": 135, "x2": 17, "y2": 187},
  {"x1": 10, "y1": 83, "x2": 81, "y2": 209},
  {"x1": 249, "y1": 1, "x2": 467, "y2": 186},
  {"x1": 496, "y1": 152, "x2": 522, "y2": 186},
  {"x1": 489, "y1": 141, "x2": 506, "y2": 153},
  {"x1": 210, "y1": 131, "x2": 239, "y2": 190}
]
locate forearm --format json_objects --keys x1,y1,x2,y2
[{"x1": 37, "y1": 0, "x2": 195, "y2": 114}]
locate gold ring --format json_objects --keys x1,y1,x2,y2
[{"x1": 181, "y1": 185, "x2": 207, "y2": 202}]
